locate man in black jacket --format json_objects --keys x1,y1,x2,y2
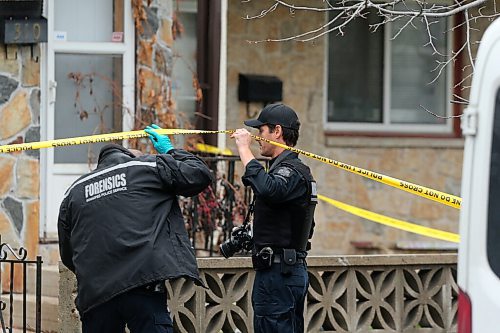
[
  {"x1": 58, "y1": 124, "x2": 213, "y2": 333},
  {"x1": 231, "y1": 103, "x2": 317, "y2": 333}
]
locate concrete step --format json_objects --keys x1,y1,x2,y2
[
  {"x1": 1, "y1": 293, "x2": 58, "y2": 333},
  {"x1": 5, "y1": 328, "x2": 36, "y2": 333},
  {"x1": 25, "y1": 264, "x2": 59, "y2": 298},
  {"x1": 1, "y1": 264, "x2": 59, "y2": 299},
  {"x1": 38, "y1": 244, "x2": 60, "y2": 267}
]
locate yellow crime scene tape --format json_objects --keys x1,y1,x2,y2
[
  {"x1": 195, "y1": 143, "x2": 233, "y2": 156},
  {"x1": 318, "y1": 194, "x2": 459, "y2": 243},
  {"x1": 0, "y1": 128, "x2": 461, "y2": 209},
  {"x1": 0, "y1": 128, "x2": 233, "y2": 153},
  {"x1": 251, "y1": 135, "x2": 462, "y2": 210},
  {"x1": 0, "y1": 128, "x2": 460, "y2": 242}
]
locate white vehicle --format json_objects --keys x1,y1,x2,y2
[{"x1": 458, "y1": 17, "x2": 500, "y2": 333}]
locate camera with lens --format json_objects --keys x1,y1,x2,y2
[{"x1": 220, "y1": 223, "x2": 253, "y2": 258}]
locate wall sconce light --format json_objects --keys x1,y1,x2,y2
[{"x1": 238, "y1": 73, "x2": 283, "y2": 118}]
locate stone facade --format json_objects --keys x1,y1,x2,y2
[
  {"x1": 224, "y1": 1, "x2": 483, "y2": 255},
  {"x1": 0, "y1": 44, "x2": 41, "y2": 290},
  {"x1": 134, "y1": 0, "x2": 176, "y2": 143}
]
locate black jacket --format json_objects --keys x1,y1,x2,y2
[
  {"x1": 58, "y1": 144, "x2": 213, "y2": 314},
  {"x1": 242, "y1": 150, "x2": 316, "y2": 250}
]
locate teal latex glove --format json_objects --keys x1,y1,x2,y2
[{"x1": 144, "y1": 124, "x2": 174, "y2": 154}]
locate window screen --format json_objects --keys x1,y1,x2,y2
[
  {"x1": 54, "y1": 54, "x2": 122, "y2": 164},
  {"x1": 326, "y1": 8, "x2": 449, "y2": 129},
  {"x1": 327, "y1": 10, "x2": 383, "y2": 123},
  {"x1": 389, "y1": 18, "x2": 447, "y2": 124}
]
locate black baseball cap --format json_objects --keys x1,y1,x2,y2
[{"x1": 244, "y1": 103, "x2": 300, "y2": 130}]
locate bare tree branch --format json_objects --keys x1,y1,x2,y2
[
  {"x1": 246, "y1": 0, "x2": 490, "y2": 18},
  {"x1": 420, "y1": 105, "x2": 463, "y2": 118},
  {"x1": 241, "y1": 0, "x2": 500, "y2": 112},
  {"x1": 465, "y1": 9, "x2": 476, "y2": 72}
]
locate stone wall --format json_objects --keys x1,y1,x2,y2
[
  {"x1": 0, "y1": 44, "x2": 41, "y2": 289},
  {"x1": 133, "y1": 0, "x2": 177, "y2": 149},
  {"x1": 225, "y1": 1, "x2": 469, "y2": 255}
]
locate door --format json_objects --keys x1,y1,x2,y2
[{"x1": 41, "y1": 0, "x2": 134, "y2": 239}]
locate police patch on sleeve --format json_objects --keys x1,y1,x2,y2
[{"x1": 276, "y1": 167, "x2": 293, "y2": 178}]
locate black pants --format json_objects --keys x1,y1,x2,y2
[
  {"x1": 252, "y1": 262, "x2": 309, "y2": 333},
  {"x1": 81, "y1": 287, "x2": 173, "y2": 333}
]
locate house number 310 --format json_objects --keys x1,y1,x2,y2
[
  {"x1": 13, "y1": 22, "x2": 42, "y2": 41},
  {"x1": 4, "y1": 19, "x2": 47, "y2": 44}
]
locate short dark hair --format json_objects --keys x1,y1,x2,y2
[{"x1": 268, "y1": 123, "x2": 300, "y2": 147}]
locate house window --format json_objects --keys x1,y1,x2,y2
[
  {"x1": 488, "y1": 88, "x2": 500, "y2": 278},
  {"x1": 326, "y1": 10, "x2": 451, "y2": 134}
]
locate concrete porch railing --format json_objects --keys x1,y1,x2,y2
[{"x1": 59, "y1": 254, "x2": 457, "y2": 333}]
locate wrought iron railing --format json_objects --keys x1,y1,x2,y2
[
  {"x1": 0, "y1": 243, "x2": 42, "y2": 333},
  {"x1": 181, "y1": 155, "x2": 258, "y2": 257},
  {"x1": 59, "y1": 254, "x2": 458, "y2": 333}
]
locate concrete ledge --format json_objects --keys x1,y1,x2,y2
[{"x1": 197, "y1": 253, "x2": 458, "y2": 268}]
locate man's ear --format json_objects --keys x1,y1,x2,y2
[{"x1": 274, "y1": 125, "x2": 284, "y2": 139}]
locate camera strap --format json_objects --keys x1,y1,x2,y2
[{"x1": 242, "y1": 196, "x2": 255, "y2": 228}]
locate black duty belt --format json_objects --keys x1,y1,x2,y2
[
  {"x1": 253, "y1": 247, "x2": 307, "y2": 271},
  {"x1": 273, "y1": 255, "x2": 305, "y2": 264},
  {"x1": 263, "y1": 248, "x2": 307, "y2": 258}
]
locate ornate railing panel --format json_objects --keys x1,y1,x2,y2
[
  {"x1": 59, "y1": 254, "x2": 457, "y2": 333},
  {"x1": 304, "y1": 257, "x2": 457, "y2": 332}
]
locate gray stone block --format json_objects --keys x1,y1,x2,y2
[
  {"x1": 29, "y1": 89, "x2": 40, "y2": 124},
  {"x1": 0, "y1": 75, "x2": 18, "y2": 105},
  {"x1": 3, "y1": 196, "x2": 23, "y2": 236},
  {"x1": 24, "y1": 126, "x2": 40, "y2": 159}
]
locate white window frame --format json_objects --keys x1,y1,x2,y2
[
  {"x1": 323, "y1": 18, "x2": 454, "y2": 134},
  {"x1": 40, "y1": 0, "x2": 135, "y2": 238}
]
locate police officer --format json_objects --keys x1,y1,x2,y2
[
  {"x1": 231, "y1": 103, "x2": 317, "y2": 333},
  {"x1": 58, "y1": 124, "x2": 213, "y2": 333}
]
